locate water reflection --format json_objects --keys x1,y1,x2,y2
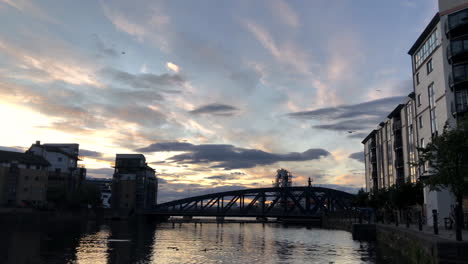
[{"x1": 1, "y1": 221, "x2": 386, "y2": 264}]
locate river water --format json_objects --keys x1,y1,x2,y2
[{"x1": 1, "y1": 220, "x2": 398, "y2": 264}]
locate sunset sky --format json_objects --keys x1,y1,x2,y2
[{"x1": 0, "y1": 0, "x2": 437, "y2": 202}]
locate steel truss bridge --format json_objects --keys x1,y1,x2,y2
[{"x1": 147, "y1": 187, "x2": 355, "y2": 219}]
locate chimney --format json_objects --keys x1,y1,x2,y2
[{"x1": 35, "y1": 140, "x2": 40, "y2": 145}]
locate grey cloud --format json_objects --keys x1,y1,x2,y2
[
  {"x1": 93, "y1": 34, "x2": 119, "y2": 57},
  {"x1": 288, "y1": 96, "x2": 406, "y2": 120},
  {"x1": 288, "y1": 96, "x2": 408, "y2": 139},
  {"x1": 349, "y1": 151, "x2": 364, "y2": 163},
  {"x1": 136, "y1": 142, "x2": 330, "y2": 169},
  {"x1": 80, "y1": 149, "x2": 103, "y2": 158},
  {"x1": 138, "y1": 142, "x2": 195, "y2": 152},
  {"x1": 313, "y1": 118, "x2": 381, "y2": 132},
  {"x1": 206, "y1": 172, "x2": 245, "y2": 181},
  {"x1": 102, "y1": 68, "x2": 186, "y2": 91},
  {"x1": 230, "y1": 69, "x2": 262, "y2": 93},
  {"x1": 189, "y1": 103, "x2": 239, "y2": 116}
]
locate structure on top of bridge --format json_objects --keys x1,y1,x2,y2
[{"x1": 147, "y1": 186, "x2": 355, "y2": 219}]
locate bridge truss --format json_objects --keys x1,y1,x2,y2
[{"x1": 148, "y1": 187, "x2": 355, "y2": 218}]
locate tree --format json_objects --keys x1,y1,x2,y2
[
  {"x1": 416, "y1": 117, "x2": 468, "y2": 241},
  {"x1": 353, "y1": 188, "x2": 369, "y2": 207}
]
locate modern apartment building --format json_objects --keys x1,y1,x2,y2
[
  {"x1": 362, "y1": 94, "x2": 418, "y2": 192},
  {"x1": 111, "y1": 154, "x2": 158, "y2": 215},
  {"x1": 27, "y1": 141, "x2": 86, "y2": 192},
  {"x1": 362, "y1": 0, "x2": 468, "y2": 225},
  {"x1": 0, "y1": 150, "x2": 50, "y2": 207}
]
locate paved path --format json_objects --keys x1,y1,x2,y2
[{"x1": 377, "y1": 222, "x2": 468, "y2": 241}]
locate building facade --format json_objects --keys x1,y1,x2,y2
[
  {"x1": 362, "y1": 94, "x2": 418, "y2": 192},
  {"x1": 362, "y1": 0, "x2": 468, "y2": 225},
  {"x1": 0, "y1": 150, "x2": 50, "y2": 207},
  {"x1": 111, "y1": 154, "x2": 158, "y2": 215},
  {"x1": 27, "y1": 141, "x2": 86, "y2": 193},
  {"x1": 86, "y1": 178, "x2": 112, "y2": 208}
]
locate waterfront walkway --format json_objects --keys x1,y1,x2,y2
[{"x1": 377, "y1": 222, "x2": 468, "y2": 241}]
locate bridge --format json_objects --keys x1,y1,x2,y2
[{"x1": 146, "y1": 186, "x2": 355, "y2": 219}]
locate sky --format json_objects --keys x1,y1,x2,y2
[{"x1": 0, "y1": 0, "x2": 438, "y2": 202}]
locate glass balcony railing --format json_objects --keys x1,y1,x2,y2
[
  {"x1": 449, "y1": 64, "x2": 468, "y2": 90},
  {"x1": 446, "y1": 9, "x2": 468, "y2": 39},
  {"x1": 393, "y1": 138, "x2": 403, "y2": 149},
  {"x1": 392, "y1": 120, "x2": 402, "y2": 131},
  {"x1": 394, "y1": 158, "x2": 404, "y2": 168},
  {"x1": 447, "y1": 40, "x2": 468, "y2": 64}
]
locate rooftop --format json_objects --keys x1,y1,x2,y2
[{"x1": 0, "y1": 150, "x2": 50, "y2": 166}]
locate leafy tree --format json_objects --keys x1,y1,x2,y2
[
  {"x1": 416, "y1": 117, "x2": 468, "y2": 241},
  {"x1": 353, "y1": 188, "x2": 369, "y2": 207}
]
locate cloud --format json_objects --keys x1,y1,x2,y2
[
  {"x1": 206, "y1": 172, "x2": 246, "y2": 181},
  {"x1": 166, "y1": 62, "x2": 180, "y2": 73},
  {"x1": 136, "y1": 142, "x2": 330, "y2": 169},
  {"x1": 270, "y1": 0, "x2": 299, "y2": 29},
  {"x1": 313, "y1": 118, "x2": 381, "y2": 132},
  {"x1": 80, "y1": 149, "x2": 104, "y2": 158},
  {"x1": 288, "y1": 96, "x2": 407, "y2": 138},
  {"x1": 189, "y1": 103, "x2": 239, "y2": 116},
  {"x1": 349, "y1": 152, "x2": 364, "y2": 163},
  {"x1": 102, "y1": 68, "x2": 186, "y2": 91},
  {"x1": 93, "y1": 34, "x2": 119, "y2": 57},
  {"x1": 288, "y1": 96, "x2": 406, "y2": 120},
  {"x1": 1, "y1": 0, "x2": 57, "y2": 23}
]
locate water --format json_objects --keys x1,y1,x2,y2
[{"x1": 1, "y1": 221, "x2": 386, "y2": 264}]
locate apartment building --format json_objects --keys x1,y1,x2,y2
[
  {"x1": 27, "y1": 141, "x2": 86, "y2": 192},
  {"x1": 0, "y1": 150, "x2": 50, "y2": 207},
  {"x1": 363, "y1": 0, "x2": 468, "y2": 225},
  {"x1": 111, "y1": 154, "x2": 158, "y2": 215},
  {"x1": 362, "y1": 94, "x2": 418, "y2": 192}
]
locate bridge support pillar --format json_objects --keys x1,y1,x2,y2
[
  {"x1": 183, "y1": 215, "x2": 193, "y2": 221},
  {"x1": 216, "y1": 216, "x2": 225, "y2": 222}
]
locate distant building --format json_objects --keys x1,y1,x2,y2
[
  {"x1": 86, "y1": 178, "x2": 112, "y2": 208},
  {"x1": 0, "y1": 150, "x2": 50, "y2": 207},
  {"x1": 27, "y1": 141, "x2": 86, "y2": 192},
  {"x1": 111, "y1": 154, "x2": 157, "y2": 214},
  {"x1": 362, "y1": 95, "x2": 418, "y2": 192}
]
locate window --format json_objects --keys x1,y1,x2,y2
[
  {"x1": 428, "y1": 83, "x2": 437, "y2": 134},
  {"x1": 419, "y1": 116, "x2": 423, "y2": 128},
  {"x1": 24, "y1": 188, "x2": 28, "y2": 192},
  {"x1": 417, "y1": 94, "x2": 422, "y2": 106},
  {"x1": 25, "y1": 176, "x2": 29, "y2": 180},
  {"x1": 416, "y1": 73, "x2": 420, "y2": 85},
  {"x1": 414, "y1": 30, "x2": 437, "y2": 68},
  {"x1": 58, "y1": 157, "x2": 62, "y2": 162},
  {"x1": 456, "y1": 89, "x2": 468, "y2": 112},
  {"x1": 426, "y1": 59, "x2": 433, "y2": 74},
  {"x1": 420, "y1": 138, "x2": 425, "y2": 148}
]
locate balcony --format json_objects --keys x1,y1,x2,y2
[
  {"x1": 445, "y1": 10, "x2": 468, "y2": 39},
  {"x1": 392, "y1": 120, "x2": 402, "y2": 131},
  {"x1": 394, "y1": 158, "x2": 404, "y2": 169},
  {"x1": 449, "y1": 64, "x2": 468, "y2": 91},
  {"x1": 447, "y1": 40, "x2": 468, "y2": 64},
  {"x1": 393, "y1": 138, "x2": 403, "y2": 150}
]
